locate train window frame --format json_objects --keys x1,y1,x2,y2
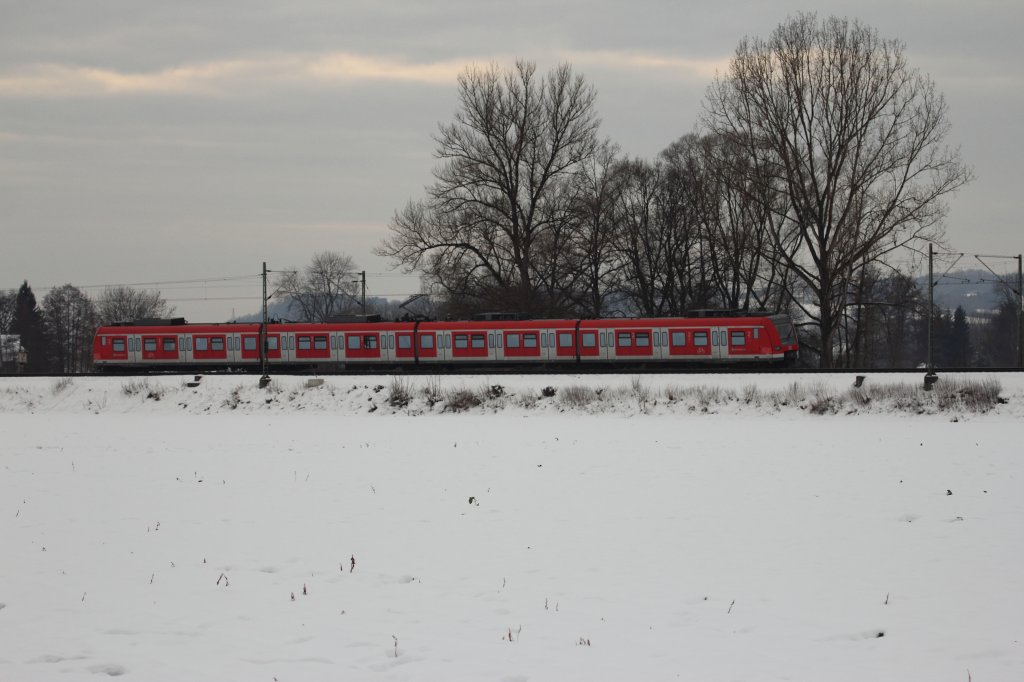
[
  {"x1": 347, "y1": 335, "x2": 361, "y2": 350},
  {"x1": 454, "y1": 334, "x2": 469, "y2": 349},
  {"x1": 506, "y1": 333, "x2": 520, "y2": 349},
  {"x1": 297, "y1": 336, "x2": 311, "y2": 351},
  {"x1": 244, "y1": 337, "x2": 258, "y2": 351},
  {"x1": 211, "y1": 337, "x2": 225, "y2": 352},
  {"x1": 617, "y1": 332, "x2": 632, "y2": 347},
  {"x1": 694, "y1": 332, "x2": 708, "y2": 347},
  {"x1": 314, "y1": 335, "x2": 328, "y2": 351},
  {"x1": 636, "y1": 332, "x2": 650, "y2": 347},
  {"x1": 582, "y1": 332, "x2": 597, "y2": 348},
  {"x1": 731, "y1": 331, "x2": 746, "y2": 347},
  {"x1": 364, "y1": 335, "x2": 378, "y2": 350},
  {"x1": 267, "y1": 336, "x2": 279, "y2": 351},
  {"x1": 523, "y1": 333, "x2": 538, "y2": 349},
  {"x1": 559, "y1": 332, "x2": 573, "y2": 348},
  {"x1": 144, "y1": 338, "x2": 157, "y2": 352},
  {"x1": 162, "y1": 338, "x2": 176, "y2": 352},
  {"x1": 471, "y1": 334, "x2": 486, "y2": 349},
  {"x1": 671, "y1": 331, "x2": 686, "y2": 346},
  {"x1": 112, "y1": 338, "x2": 125, "y2": 353},
  {"x1": 398, "y1": 335, "x2": 412, "y2": 350},
  {"x1": 420, "y1": 334, "x2": 434, "y2": 349}
]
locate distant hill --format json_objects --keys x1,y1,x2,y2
[{"x1": 917, "y1": 268, "x2": 1017, "y2": 314}]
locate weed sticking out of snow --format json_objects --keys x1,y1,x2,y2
[{"x1": 51, "y1": 377, "x2": 73, "y2": 395}]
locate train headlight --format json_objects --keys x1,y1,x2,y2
[{"x1": 774, "y1": 346, "x2": 781, "y2": 351}]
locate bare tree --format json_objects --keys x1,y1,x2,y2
[
  {"x1": 277, "y1": 251, "x2": 360, "y2": 322},
  {"x1": 97, "y1": 286, "x2": 175, "y2": 324},
  {"x1": 561, "y1": 140, "x2": 627, "y2": 316},
  {"x1": 42, "y1": 284, "x2": 97, "y2": 373},
  {"x1": 377, "y1": 60, "x2": 601, "y2": 314},
  {"x1": 702, "y1": 13, "x2": 971, "y2": 366},
  {"x1": 0, "y1": 289, "x2": 15, "y2": 333}
]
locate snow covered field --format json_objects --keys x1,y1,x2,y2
[{"x1": 1, "y1": 373, "x2": 1022, "y2": 681}]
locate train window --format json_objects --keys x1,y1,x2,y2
[
  {"x1": 212, "y1": 337, "x2": 225, "y2": 352},
  {"x1": 653, "y1": 332, "x2": 660, "y2": 347},
  {"x1": 454, "y1": 334, "x2": 468, "y2": 349},
  {"x1": 163, "y1": 338, "x2": 176, "y2": 352},
  {"x1": 540, "y1": 333, "x2": 547, "y2": 348},
  {"x1": 559, "y1": 332, "x2": 573, "y2": 347},
  {"x1": 144, "y1": 338, "x2": 157, "y2": 352},
  {"x1": 267, "y1": 337, "x2": 279, "y2": 351},
  {"x1": 753, "y1": 328, "x2": 760, "y2": 339},
  {"x1": 186, "y1": 337, "x2": 192, "y2": 351},
  {"x1": 599, "y1": 332, "x2": 606, "y2": 347},
  {"x1": 314, "y1": 336, "x2": 328, "y2": 350},
  {"x1": 330, "y1": 336, "x2": 337, "y2": 350},
  {"x1": 488, "y1": 333, "x2": 495, "y2": 349},
  {"x1": 731, "y1": 331, "x2": 746, "y2": 346},
  {"x1": 420, "y1": 334, "x2": 434, "y2": 349},
  {"x1": 661, "y1": 331, "x2": 668, "y2": 347},
  {"x1": 617, "y1": 332, "x2": 632, "y2": 347},
  {"x1": 636, "y1": 332, "x2": 650, "y2": 347},
  {"x1": 497, "y1": 334, "x2": 502, "y2": 348},
  {"x1": 365, "y1": 335, "x2": 378, "y2": 350},
  {"x1": 582, "y1": 332, "x2": 596, "y2": 348},
  {"x1": 445, "y1": 334, "x2": 451, "y2": 349},
  {"x1": 671, "y1": 331, "x2": 686, "y2": 346},
  {"x1": 244, "y1": 337, "x2": 257, "y2": 351},
  {"x1": 711, "y1": 331, "x2": 719, "y2": 347},
  {"x1": 347, "y1": 336, "x2": 360, "y2": 350},
  {"x1": 506, "y1": 333, "x2": 520, "y2": 348},
  {"x1": 113, "y1": 339, "x2": 125, "y2": 353},
  {"x1": 297, "y1": 336, "x2": 311, "y2": 351},
  {"x1": 694, "y1": 332, "x2": 708, "y2": 346},
  {"x1": 524, "y1": 333, "x2": 538, "y2": 348},
  {"x1": 398, "y1": 335, "x2": 411, "y2": 350},
  {"x1": 472, "y1": 334, "x2": 486, "y2": 349}
]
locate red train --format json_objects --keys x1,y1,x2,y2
[{"x1": 92, "y1": 313, "x2": 799, "y2": 372}]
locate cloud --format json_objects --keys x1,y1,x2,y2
[
  {"x1": 0, "y1": 48, "x2": 731, "y2": 98},
  {"x1": 0, "y1": 52, "x2": 470, "y2": 98},
  {"x1": 560, "y1": 50, "x2": 730, "y2": 81}
]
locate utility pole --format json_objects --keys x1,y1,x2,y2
[
  {"x1": 359, "y1": 271, "x2": 366, "y2": 315},
  {"x1": 925, "y1": 243, "x2": 937, "y2": 388},
  {"x1": 1018, "y1": 254, "x2": 1023, "y2": 369},
  {"x1": 259, "y1": 262, "x2": 271, "y2": 387}
]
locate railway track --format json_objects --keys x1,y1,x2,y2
[{"x1": 6, "y1": 366, "x2": 1023, "y2": 379}]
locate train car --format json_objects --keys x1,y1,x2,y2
[{"x1": 92, "y1": 313, "x2": 798, "y2": 372}]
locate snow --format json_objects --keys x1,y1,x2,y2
[{"x1": 1, "y1": 372, "x2": 1023, "y2": 681}]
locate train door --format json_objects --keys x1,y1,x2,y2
[
  {"x1": 129, "y1": 335, "x2": 142, "y2": 365},
  {"x1": 710, "y1": 327, "x2": 729, "y2": 360}
]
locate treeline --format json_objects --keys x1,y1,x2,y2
[
  {"x1": 0, "y1": 283, "x2": 173, "y2": 373},
  {"x1": 376, "y1": 14, "x2": 978, "y2": 368}
]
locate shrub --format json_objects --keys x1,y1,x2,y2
[
  {"x1": 122, "y1": 379, "x2": 150, "y2": 396},
  {"x1": 388, "y1": 377, "x2": 412, "y2": 408},
  {"x1": 443, "y1": 387, "x2": 482, "y2": 412},
  {"x1": 559, "y1": 384, "x2": 598, "y2": 408}
]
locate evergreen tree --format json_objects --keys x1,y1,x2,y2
[
  {"x1": 11, "y1": 281, "x2": 49, "y2": 372},
  {"x1": 949, "y1": 306, "x2": 971, "y2": 367}
]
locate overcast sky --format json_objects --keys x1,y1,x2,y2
[{"x1": 2, "y1": 0, "x2": 1021, "y2": 321}]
